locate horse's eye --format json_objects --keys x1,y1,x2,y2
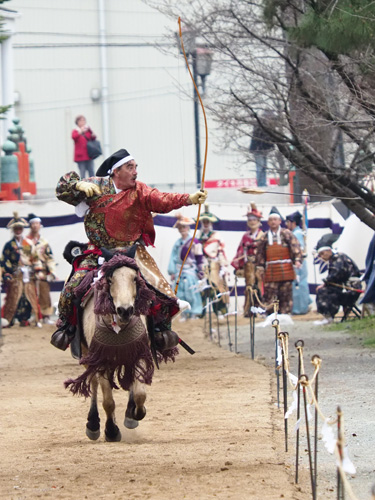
[{"x1": 107, "y1": 277, "x2": 112, "y2": 285}]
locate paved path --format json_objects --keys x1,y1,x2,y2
[{"x1": 226, "y1": 315, "x2": 375, "y2": 500}]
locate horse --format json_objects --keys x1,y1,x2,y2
[{"x1": 64, "y1": 252, "x2": 159, "y2": 442}]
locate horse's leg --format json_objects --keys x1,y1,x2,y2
[
  {"x1": 86, "y1": 375, "x2": 101, "y2": 440},
  {"x1": 100, "y1": 375, "x2": 121, "y2": 442},
  {"x1": 124, "y1": 379, "x2": 147, "y2": 429}
]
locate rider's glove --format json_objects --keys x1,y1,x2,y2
[
  {"x1": 75, "y1": 181, "x2": 101, "y2": 198},
  {"x1": 189, "y1": 189, "x2": 208, "y2": 205}
]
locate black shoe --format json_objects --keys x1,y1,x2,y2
[{"x1": 51, "y1": 323, "x2": 76, "y2": 351}]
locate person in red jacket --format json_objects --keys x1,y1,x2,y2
[{"x1": 72, "y1": 115, "x2": 97, "y2": 178}]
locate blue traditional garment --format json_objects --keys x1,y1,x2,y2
[
  {"x1": 360, "y1": 233, "x2": 375, "y2": 304},
  {"x1": 292, "y1": 227, "x2": 312, "y2": 314},
  {"x1": 168, "y1": 234, "x2": 204, "y2": 317}
]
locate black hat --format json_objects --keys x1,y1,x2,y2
[
  {"x1": 28, "y1": 213, "x2": 42, "y2": 224},
  {"x1": 96, "y1": 149, "x2": 134, "y2": 177},
  {"x1": 286, "y1": 211, "x2": 302, "y2": 226},
  {"x1": 268, "y1": 206, "x2": 283, "y2": 220},
  {"x1": 315, "y1": 233, "x2": 340, "y2": 253}
]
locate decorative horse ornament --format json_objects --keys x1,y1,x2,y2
[{"x1": 64, "y1": 250, "x2": 172, "y2": 442}]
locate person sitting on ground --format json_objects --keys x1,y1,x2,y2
[{"x1": 314, "y1": 238, "x2": 361, "y2": 325}]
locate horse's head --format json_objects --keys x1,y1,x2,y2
[
  {"x1": 109, "y1": 265, "x2": 137, "y2": 324},
  {"x1": 94, "y1": 253, "x2": 156, "y2": 327}
]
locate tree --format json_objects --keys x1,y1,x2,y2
[{"x1": 151, "y1": 0, "x2": 375, "y2": 229}]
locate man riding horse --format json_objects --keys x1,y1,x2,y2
[{"x1": 53, "y1": 148, "x2": 208, "y2": 350}]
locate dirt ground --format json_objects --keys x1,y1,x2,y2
[{"x1": 0, "y1": 317, "x2": 313, "y2": 500}]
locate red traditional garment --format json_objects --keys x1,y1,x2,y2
[
  {"x1": 265, "y1": 243, "x2": 295, "y2": 282},
  {"x1": 90, "y1": 182, "x2": 190, "y2": 246}
]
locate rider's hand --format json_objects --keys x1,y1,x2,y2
[
  {"x1": 189, "y1": 189, "x2": 208, "y2": 205},
  {"x1": 76, "y1": 181, "x2": 101, "y2": 197}
]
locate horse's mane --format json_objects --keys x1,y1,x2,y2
[{"x1": 74, "y1": 253, "x2": 156, "y2": 317}]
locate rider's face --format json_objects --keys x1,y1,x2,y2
[{"x1": 112, "y1": 160, "x2": 138, "y2": 190}]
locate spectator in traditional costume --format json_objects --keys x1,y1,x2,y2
[
  {"x1": 314, "y1": 238, "x2": 361, "y2": 325},
  {"x1": 198, "y1": 206, "x2": 229, "y2": 319},
  {"x1": 27, "y1": 214, "x2": 56, "y2": 324},
  {"x1": 255, "y1": 207, "x2": 302, "y2": 315},
  {"x1": 231, "y1": 202, "x2": 264, "y2": 317},
  {"x1": 53, "y1": 148, "x2": 207, "y2": 349},
  {"x1": 1, "y1": 213, "x2": 41, "y2": 328},
  {"x1": 285, "y1": 211, "x2": 312, "y2": 315},
  {"x1": 168, "y1": 213, "x2": 204, "y2": 321},
  {"x1": 360, "y1": 233, "x2": 375, "y2": 315}
]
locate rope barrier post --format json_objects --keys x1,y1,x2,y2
[
  {"x1": 225, "y1": 303, "x2": 232, "y2": 352},
  {"x1": 337, "y1": 406, "x2": 344, "y2": 500},
  {"x1": 234, "y1": 275, "x2": 238, "y2": 354},
  {"x1": 311, "y1": 354, "x2": 321, "y2": 496},
  {"x1": 250, "y1": 312, "x2": 255, "y2": 360},
  {"x1": 248, "y1": 288, "x2": 255, "y2": 360},
  {"x1": 216, "y1": 308, "x2": 221, "y2": 347},
  {"x1": 279, "y1": 331, "x2": 289, "y2": 452},
  {"x1": 208, "y1": 296, "x2": 213, "y2": 341},
  {"x1": 272, "y1": 318, "x2": 280, "y2": 408},
  {"x1": 371, "y1": 483, "x2": 375, "y2": 500},
  {"x1": 300, "y1": 374, "x2": 316, "y2": 500},
  {"x1": 295, "y1": 340, "x2": 304, "y2": 484}
]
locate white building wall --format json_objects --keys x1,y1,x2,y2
[{"x1": 7, "y1": 0, "x2": 242, "y2": 195}]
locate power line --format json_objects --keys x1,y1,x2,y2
[
  {"x1": 15, "y1": 31, "x2": 165, "y2": 39},
  {"x1": 15, "y1": 88, "x2": 191, "y2": 113},
  {"x1": 13, "y1": 42, "x2": 173, "y2": 49},
  {"x1": 15, "y1": 65, "x2": 180, "y2": 72},
  {"x1": 11, "y1": 6, "x2": 162, "y2": 14}
]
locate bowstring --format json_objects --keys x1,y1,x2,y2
[{"x1": 174, "y1": 17, "x2": 209, "y2": 295}]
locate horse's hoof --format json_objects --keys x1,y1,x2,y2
[
  {"x1": 105, "y1": 429, "x2": 122, "y2": 442},
  {"x1": 134, "y1": 406, "x2": 146, "y2": 421},
  {"x1": 86, "y1": 426, "x2": 100, "y2": 441},
  {"x1": 124, "y1": 417, "x2": 139, "y2": 429}
]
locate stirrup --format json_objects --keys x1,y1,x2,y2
[{"x1": 50, "y1": 323, "x2": 75, "y2": 351}]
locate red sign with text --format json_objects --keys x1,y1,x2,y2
[{"x1": 204, "y1": 178, "x2": 277, "y2": 189}]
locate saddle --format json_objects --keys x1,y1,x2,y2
[{"x1": 58, "y1": 241, "x2": 182, "y2": 362}]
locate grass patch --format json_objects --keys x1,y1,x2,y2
[{"x1": 326, "y1": 316, "x2": 375, "y2": 347}]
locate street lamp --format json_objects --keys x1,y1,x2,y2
[{"x1": 176, "y1": 29, "x2": 213, "y2": 188}]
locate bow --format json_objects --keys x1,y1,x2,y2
[{"x1": 174, "y1": 17, "x2": 209, "y2": 295}]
